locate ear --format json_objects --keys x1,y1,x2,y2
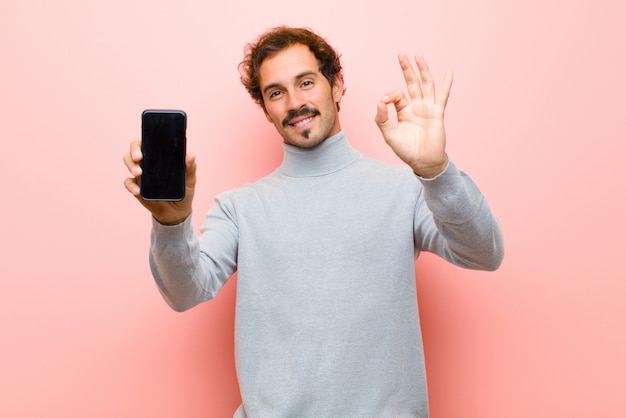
[{"x1": 332, "y1": 76, "x2": 345, "y2": 106}]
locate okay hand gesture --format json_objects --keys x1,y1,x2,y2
[{"x1": 375, "y1": 54, "x2": 453, "y2": 178}]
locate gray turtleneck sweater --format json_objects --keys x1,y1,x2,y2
[{"x1": 149, "y1": 130, "x2": 503, "y2": 417}]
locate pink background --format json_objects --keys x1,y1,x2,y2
[{"x1": 2, "y1": 0, "x2": 625, "y2": 416}]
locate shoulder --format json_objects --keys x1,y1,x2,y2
[
  {"x1": 214, "y1": 169, "x2": 283, "y2": 203},
  {"x1": 355, "y1": 155, "x2": 421, "y2": 184}
]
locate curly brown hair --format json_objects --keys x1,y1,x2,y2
[{"x1": 239, "y1": 26, "x2": 346, "y2": 110}]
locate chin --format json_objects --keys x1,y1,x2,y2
[
  {"x1": 285, "y1": 134, "x2": 327, "y2": 149},
  {"x1": 280, "y1": 128, "x2": 320, "y2": 147}
]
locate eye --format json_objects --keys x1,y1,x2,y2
[
  {"x1": 301, "y1": 80, "x2": 314, "y2": 88},
  {"x1": 268, "y1": 90, "x2": 282, "y2": 100}
]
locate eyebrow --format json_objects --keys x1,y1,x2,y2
[{"x1": 262, "y1": 70, "x2": 318, "y2": 96}]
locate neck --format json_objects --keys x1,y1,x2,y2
[{"x1": 278, "y1": 130, "x2": 361, "y2": 177}]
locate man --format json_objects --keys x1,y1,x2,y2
[{"x1": 124, "y1": 26, "x2": 503, "y2": 418}]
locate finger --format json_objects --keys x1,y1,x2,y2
[
  {"x1": 374, "y1": 99, "x2": 389, "y2": 125},
  {"x1": 130, "y1": 139, "x2": 142, "y2": 160},
  {"x1": 381, "y1": 89, "x2": 410, "y2": 113},
  {"x1": 123, "y1": 151, "x2": 142, "y2": 177},
  {"x1": 185, "y1": 153, "x2": 197, "y2": 189},
  {"x1": 374, "y1": 100, "x2": 395, "y2": 142},
  {"x1": 124, "y1": 177, "x2": 141, "y2": 197},
  {"x1": 124, "y1": 139, "x2": 143, "y2": 176},
  {"x1": 398, "y1": 53, "x2": 422, "y2": 100},
  {"x1": 414, "y1": 55, "x2": 435, "y2": 100},
  {"x1": 437, "y1": 69, "x2": 454, "y2": 110}
]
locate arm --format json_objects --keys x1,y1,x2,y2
[
  {"x1": 414, "y1": 160, "x2": 504, "y2": 271},
  {"x1": 123, "y1": 139, "x2": 237, "y2": 311},
  {"x1": 148, "y1": 198, "x2": 238, "y2": 311},
  {"x1": 375, "y1": 54, "x2": 502, "y2": 269}
]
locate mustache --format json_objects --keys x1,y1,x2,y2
[{"x1": 282, "y1": 107, "x2": 320, "y2": 127}]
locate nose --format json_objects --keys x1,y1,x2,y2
[{"x1": 286, "y1": 89, "x2": 306, "y2": 111}]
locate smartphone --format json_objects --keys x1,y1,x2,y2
[{"x1": 140, "y1": 110, "x2": 187, "y2": 201}]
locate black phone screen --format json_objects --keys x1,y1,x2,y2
[{"x1": 140, "y1": 110, "x2": 187, "y2": 201}]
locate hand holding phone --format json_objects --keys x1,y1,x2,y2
[{"x1": 140, "y1": 110, "x2": 187, "y2": 201}]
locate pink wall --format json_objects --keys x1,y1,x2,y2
[{"x1": 2, "y1": 0, "x2": 625, "y2": 416}]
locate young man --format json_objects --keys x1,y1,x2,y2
[{"x1": 124, "y1": 26, "x2": 503, "y2": 418}]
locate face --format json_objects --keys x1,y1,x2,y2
[{"x1": 258, "y1": 44, "x2": 344, "y2": 149}]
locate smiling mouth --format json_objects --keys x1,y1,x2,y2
[
  {"x1": 283, "y1": 108, "x2": 320, "y2": 128},
  {"x1": 290, "y1": 115, "x2": 315, "y2": 128}
]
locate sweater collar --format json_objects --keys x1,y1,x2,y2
[{"x1": 278, "y1": 130, "x2": 361, "y2": 177}]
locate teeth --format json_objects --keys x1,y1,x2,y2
[{"x1": 293, "y1": 116, "x2": 314, "y2": 127}]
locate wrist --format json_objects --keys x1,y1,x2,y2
[
  {"x1": 153, "y1": 210, "x2": 191, "y2": 226},
  {"x1": 413, "y1": 155, "x2": 449, "y2": 179}
]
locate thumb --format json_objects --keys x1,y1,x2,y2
[
  {"x1": 185, "y1": 153, "x2": 197, "y2": 186},
  {"x1": 375, "y1": 99, "x2": 395, "y2": 142}
]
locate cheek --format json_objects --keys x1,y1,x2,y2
[{"x1": 263, "y1": 106, "x2": 282, "y2": 124}]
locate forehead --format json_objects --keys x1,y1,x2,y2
[{"x1": 258, "y1": 44, "x2": 321, "y2": 88}]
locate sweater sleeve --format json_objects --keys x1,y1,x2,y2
[
  {"x1": 413, "y1": 159, "x2": 504, "y2": 271},
  {"x1": 149, "y1": 194, "x2": 239, "y2": 312}
]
